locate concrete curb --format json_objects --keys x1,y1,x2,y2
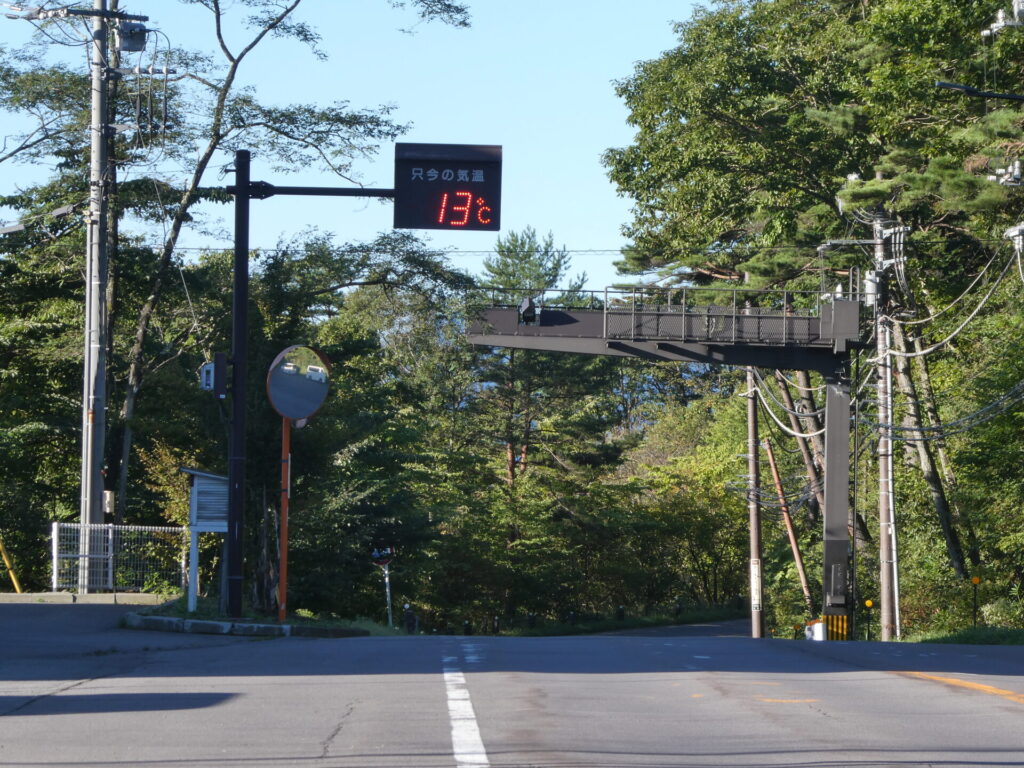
[
  {"x1": 1, "y1": 594, "x2": 371, "y2": 639},
  {"x1": 122, "y1": 612, "x2": 369, "y2": 638},
  {"x1": 0, "y1": 592, "x2": 172, "y2": 605}
]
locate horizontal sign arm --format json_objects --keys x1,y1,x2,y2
[{"x1": 227, "y1": 182, "x2": 395, "y2": 200}]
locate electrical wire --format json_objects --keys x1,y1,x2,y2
[
  {"x1": 853, "y1": 356, "x2": 877, "y2": 399},
  {"x1": 899, "y1": 245, "x2": 1004, "y2": 326},
  {"x1": 877, "y1": 246, "x2": 1018, "y2": 361},
  {"x1": 0, "y1": 198, "x2": 86, "y2": 227},
  {"x1": 28, "y1": 20, "x2": 86, "y2": 47},
  {"x1": 752, "y1": 384, "x2": 826, "y2": 438},
  {"x1": 759, "y1": 401, "x2": 807, "y2": 455},
  {"x1": 753, "y1": 368, "x2": 824, "y2": 417},
  {"x1": 161, "y1": 237, "x2": 1024, "y2": 260},
  {"x1": 773, "y1": 370, "x2": 826, "y2": 393},
  {"x1": 858, "y1": 377, "x2": 1024, "y2": 441},
  {"x1": 176, "y1": 264, "x2": 200, "y2": 335}
]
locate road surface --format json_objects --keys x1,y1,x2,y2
[{"x1": 3, "y1": 605, "x2": 1024, "y2": 767}]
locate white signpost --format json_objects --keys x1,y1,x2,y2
[{"x1": 179, "y1": 467, "x2": 229, "y2": 612}]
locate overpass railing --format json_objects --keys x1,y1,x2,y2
[{"x1": 472, "y1": 286, "x2": 846, "y2": 346}]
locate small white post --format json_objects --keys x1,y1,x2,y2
[
  {"x1": 106, "y1": 525, "x2": 114, "y2": 590},
  {"x1": 51, "y1": 522, "x2": 59, "y2": 592},
  {"x1": 188, "y1": 530, "x2": 199, "y2": 612},
  {"x1": 384, "y1": 563, "x2": 394, "y2": 627}
]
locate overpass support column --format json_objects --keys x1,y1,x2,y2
[{"x1": 822, "y1": 369, "x2": 852, "y2": 639}]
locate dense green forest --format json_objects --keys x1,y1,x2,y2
[{"x1": 3, "y1": 0, "x2": 1024, "y2": 637}]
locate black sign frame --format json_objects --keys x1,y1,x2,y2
[{"x1": 394, "y1": 143, "x2": 502, "y2": 231}]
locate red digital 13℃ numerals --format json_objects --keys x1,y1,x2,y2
[{"x1": 437, "y1": 191, "x2": 493, "y2": 227}]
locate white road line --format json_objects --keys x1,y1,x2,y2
[{"x1": 443, "y1": 655, "x2": 489, "y2": 768}]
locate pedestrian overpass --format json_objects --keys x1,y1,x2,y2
[{"x1": 467, "y1": 286, "x2": 863, "y2": 639}]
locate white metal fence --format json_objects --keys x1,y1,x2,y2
[{"x1": 51, "y1": 523, "x2": 187, "y2": 593}]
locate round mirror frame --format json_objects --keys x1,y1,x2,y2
[{"x1": 265, "y1": 345, "x2": 331, "y2": 422}]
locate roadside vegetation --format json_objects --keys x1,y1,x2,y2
[
  {"x1": 901, "y1": 627, "x2": 1024, "y2": 646},
  {"x1": 4, "y1": 1, "x2": 1024, "y2": 642}
]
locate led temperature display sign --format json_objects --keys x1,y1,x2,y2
[{"x1": 393, "y1": 143, "x2": 501, "y2": 231}]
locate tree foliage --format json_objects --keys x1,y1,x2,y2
[
  {"x1": 5, "y1": 0, "x2": 1024, "y2": 639},
  {"x1": 604, "y1": 0, "x2": 1024, "y2": 631}
]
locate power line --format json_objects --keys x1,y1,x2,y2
[
  {"x1": 899, "y1": 245, "x2": 1006, "y2": 326},
  {"x1": 752, "y1": 368, "x2": 824, "y2": 417},
  {"x1": 859, "y1": 376, "x2": 1024, "y2": 441},
  {"x1": 878, "y1": 246, "x2": 1018, "y2": 361}
]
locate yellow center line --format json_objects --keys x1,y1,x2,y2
[{"x1": 896, "y1": 671, "x2": 1024, "y2": 705}]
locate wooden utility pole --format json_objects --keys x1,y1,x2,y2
[{"x1": 763, "y1": 437, "x2": 814, "y2": 616}]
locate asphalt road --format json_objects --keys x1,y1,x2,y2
[{"x1": 3, "y1": 605, "x2": 1024, "y2": 767}]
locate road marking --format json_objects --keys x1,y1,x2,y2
[
  {"x1": 443, "y1": 653, "x2": 489, "y2": 768},
  {"x1": 897, "y1": 671, "x2": 1024, "y2": 705},
  {"x1": 757, "y1": 698, "x2": 819, "y2": 703}
]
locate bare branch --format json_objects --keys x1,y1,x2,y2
[
  {"x1": 0, "y1": 120, "x2": 67, "y2": 164},
  {"x1": 211, "y1": 0, "x2": 235, "y2": 63},
  {"x1": 234, "y1": 0, "x2": 303, "y2": 66}
]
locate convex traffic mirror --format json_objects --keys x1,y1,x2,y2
[{"x1": 266, "y1": 346, "x2": 330, "y2": 422}]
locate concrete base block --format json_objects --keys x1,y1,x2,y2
[
  {"x1": 231, "y1": 622, "x2": 287, "y2": 637},
  {"x1": 136, "y1": 615, "x2": 183, "y2": 632},
  {"x1": 183, "y1": 619, "x2": 232, "y2": 635}
]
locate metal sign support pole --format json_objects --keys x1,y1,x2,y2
[
  {"x1": 225, "y1": 153, "x2": 398, "y2": 619},
  {"x1": 278, "y1": 417, "x2": 291, "y2": 622},
  {"x1": 226, "y1": 150, "x2": 250, "y2": 618},
  {"x1": 822, "y1": 369, "x2": 853, "y2": 639}
]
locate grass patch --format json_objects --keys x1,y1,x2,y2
[
  {"x1": 902, "y1": 626, "x2": 1024, "y2": 645},
  {"x1": 140, "y1": 595, "x2": 261, "y2": 621},
  {"x1": 140, "y1": 598, "x2": 743, "y2": 638},
  {"x1": 503, "y1": 606, "x2": 745, "y2": 637},
  {"x1": 289, "y1": 610, "x2": 396, "y2": 637},
  {"x1": 137, "y1": 596, "x2": 396, "y2": 635}
]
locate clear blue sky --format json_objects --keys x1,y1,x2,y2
[{"x1": 2, "y1": 1, "x2": 693, "y2": 289}]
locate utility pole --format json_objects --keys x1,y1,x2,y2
[
  {"x1": 78, "y1": 0, "x2": 112, "y2": 592},
  {"x1": 871, "y1": 213, "x2": 898, "y2": 640},
  {"x1": 3, "y1": 0, "x2": 152, "y2": 590},
  {"x1": 763, "y1": 437, "x2": 814, "y2": 616},
  {"x1": 747, "y1": 366, "x2": 764, "y2": 638}
]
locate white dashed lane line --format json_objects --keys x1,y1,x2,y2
[{"x1": 443, "y1": 646, "x2": 490, "y2": 768}]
